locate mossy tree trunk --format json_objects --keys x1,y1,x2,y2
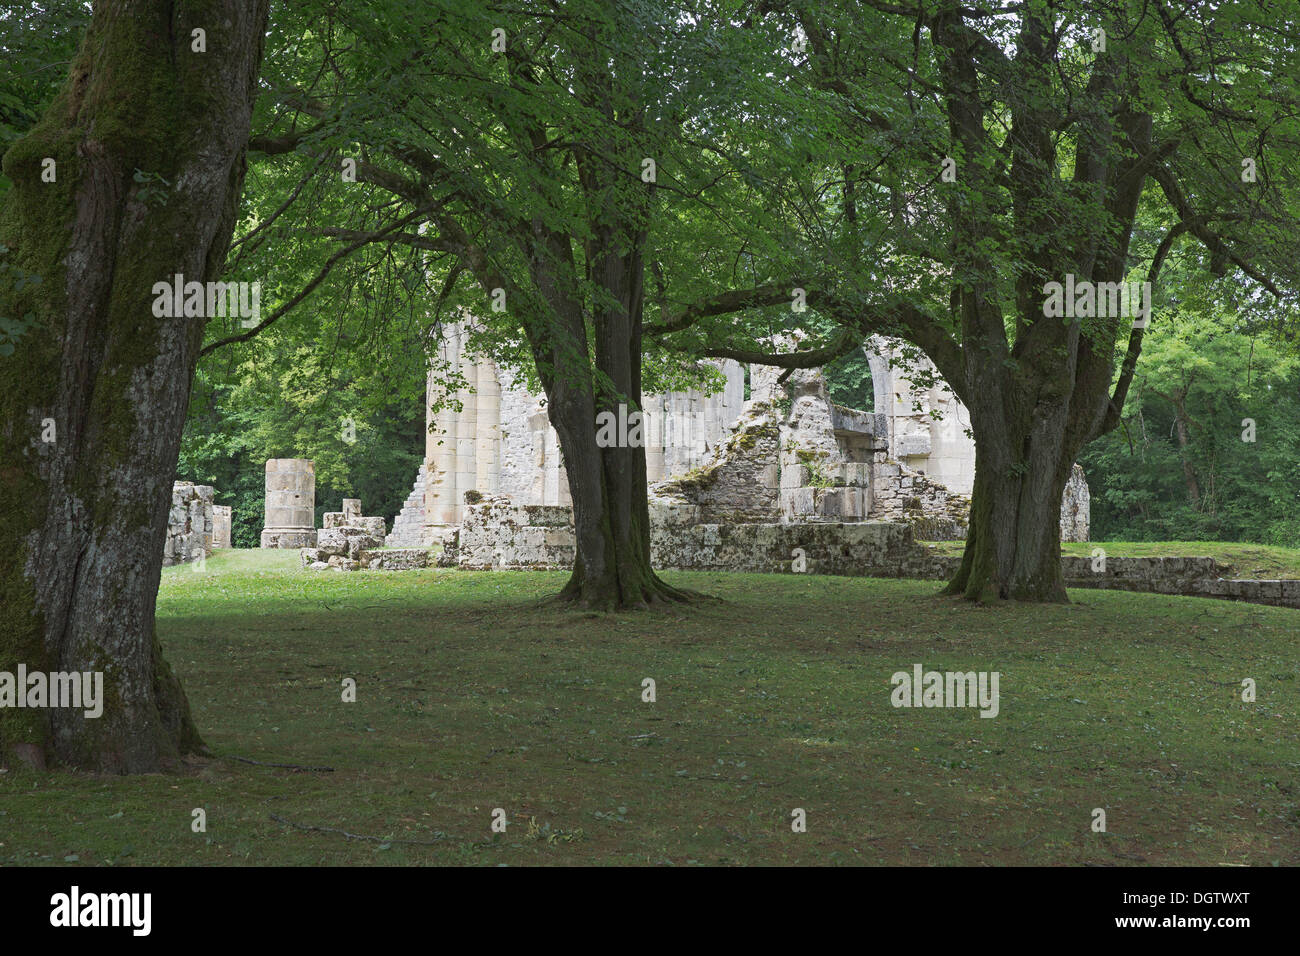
[
  {"x1": 940, "y1": 380, "x2": 1080, "y2": 603},
  {"x1": 543, "y1": 236, "x2": 691, "y2": 611},
  {"x1": 0, "y1": 0, "x2": 270, "y2": 771}
]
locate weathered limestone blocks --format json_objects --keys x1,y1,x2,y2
[
  {"x1": 652, "y1": 363, "x2": 971, "y2": 532},
  {"x1": 299, "y1": 498, "x2": 397, "y2": 570},
  {"x1": 300, "y1": 542, "x2": 431, "y2": 571},
  {"x1": 386, "y1": 469, "x2": 429, "y2": 547},
  {"x1": 317, "y1": 526, "x2": 385, "y2": 559},
  {"x1": 1060, "y1": 464, "x2": 1090, "y2": 542},
  {"x1": 163, "y1": 481, "x2": 214, "y2": 566},
  {"x1": 870, "y1": 458, "x2": 971, "y2": 540},
  {"x1": 1060, "y1": 555, "x2": 1227, "y2": 590},
  {"x1": 456, "y1": 495, "x2": 577, "y2": 570},
  {"x1": 323, "y1": 512, "x2": 386, "y2": 536},
  {"x1": 450, "y1": 496, "x2": 949, "y2": 578},
  {"x1": 434, "y1": 497, "x2": 1300, "y2": 609},
  {"x1": 651, "y1": 400, "x2": 782, "y2": 523},
  {"x1": 650, "y1": 512, "x2": 949, "y2": 577},
  {"x1": 359, "y1": 548, "x2": 432, "y2": 570},
  {"x1": 212, "y1": 505, "x2": 232, "y2": 548},
  {"x1": 261, "y1": 458, "x2": 316, "y2": 548},
  {"x1": 864, "y1": 335, "x2": 977, "y2": 496}
]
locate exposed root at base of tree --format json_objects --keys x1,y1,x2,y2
[
  {"x1": 546, "y1": 570, "x2": 715, "y2": 612},
  {"x1": 939, "y1": 580, "x2": 1071, "y2": 604}
]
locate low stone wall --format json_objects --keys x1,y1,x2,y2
[
  {"x1": 646, "y1": 504, "x2": 943, "y2": 577},
  {"x1": 871, "y1": 459, "x2": 970, "y2": 540},
  {"x1": 164, "y1": 481, "x2": 213, "y2": 566},
  {"x1": 446, "y1": 498, "x2": 1299, "y2": 611},
  {"x1": 455, "y1": 496, "x2": 576, "y2": 570},
  {"x1": 1194, "y1": 578, "x2": 1300, "y2": 609},
  {"x1": 360, "y1": 548, "x2": 432, "y2": 570},
  {"x1": 301, "y1": 544, "x2": 431, "y2": 571}
]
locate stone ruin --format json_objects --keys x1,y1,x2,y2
[
  {"x1": 388, "y1": 318, "x2": 1089, "y2": 549},
  {"x1": 303, "y1": 318, "x2": 1089, "y2": 574},
  {"x1": 213, "y1": 505, "x2": 233, "y2": 549},
  {"x1": 442, "y1": 361, "x2": 1089, "y2": 572},
  {"x1": 1060, "y1": 464, "x2": 1090, "y2": 543},
  {"x1": 300, "y1": 498, "x2": 430, "y2": 571},
  {"x1": 261, "y1": 458, "x2": 316, "y2": 548},
  {"x1": 163, "y1": 481, "x2": 213, "y2": 566},
  {"x1": 649, "y1": 362, "x2": 978, "y2": 539}
]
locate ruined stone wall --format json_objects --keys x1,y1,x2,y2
[
  {"x1": 1061, "y1": 464, "x2": 1091, "y2": 542},
  {"x1": 212, "y1": 505, "x2": 232, "y2": 548},
  {"x1": 496, "y1": 366, "x2": 543, "y2": 502},
  {"x1": 445, "y1": 498, "x2": 1299, "y2": 611},
  {"x1": 454, "y1": 496, "x2": 576, "y2": 570},
  {"x1": 864, "y1": 336, "x2": 978, "y2": 496},
  {"x1": 164, "y1": 481, "x2": 213, "y2": 566},
  {"x1": 402, "y1": 327, "x2": 1086, "y2": 546},
  {"x1": 651, "y1": 401, "x2": 782, "y2": 523},
  {"x1": 415, "y1": 318, "x2": 744, "y2": 534},
  {"x1": 870, "y1": 457, "x2": 971, "y2": 540},
  {"x1": 300, "y1": 498, "x2": 388, "y2": 571}
]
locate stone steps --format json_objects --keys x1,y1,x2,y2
[{"x1": 386, "y1": 468, "x2": 428, "y2": 547}]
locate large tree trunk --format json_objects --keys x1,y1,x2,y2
[
  {"x1": 0, "y1": 0, "x2": 270, "y2": 771},
  {"x1": 548, "y1": 241, "x2": 689, "y2": 611},
  {"x1": 942, "y1": 376, "x2": 1078, "y2": 603}
]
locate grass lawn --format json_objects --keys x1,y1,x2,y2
[
  {"x1": 2, "y1": 548, "x2": 1297, "y2": 866},
  {"x1": 924, "y1": 539, "x2": 1300, "y2": 579}
]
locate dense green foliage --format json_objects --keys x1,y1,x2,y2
[
  {"x1": 179, "y1": 362, "x2": 423, "y2": 547},
  {"x1": 6, "y1": 0, "x2": 1300, "y2": 553},
  {"x1": 1081, "y1": 299, "x2": 1300, "y2": 546}
]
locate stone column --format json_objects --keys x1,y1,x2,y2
[
  {"x1": 474, "y1": 359, "x2": 500, "y2": 496},
  {"x1": 426, "y1": 328, "x2": 463, "y2": 531},
  {"x1": 260, "y1": 459, "x2": 316, "y2": 548},
  {"x1": 212, "y1": 505, "x2": 232, "y2": 548},
  {"x1": 454, "y1": 355, "x2": 478, "y2": 521}
]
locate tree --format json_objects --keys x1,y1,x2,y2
[
  {"x1": 1081, "y1": 288, "x2": 1300, "y2": 545},
  {"x1": 234, "y1": 0, "x2": 831, "y2": 609},
  {"x1": 0, "y1": 0, "x2": 271, "y2": 771},
  {"x1": 658, "y1": 0, "x2": 1300, "y2": 601}
]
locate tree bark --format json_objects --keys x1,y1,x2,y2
[
  {"x1": 0, "y1": 0, "x2": 270, "y2": 771},
  {"x1": 542, "y1": 240, "x2": 690, "y2": 611},
  {"x1": 937, "y1": 354, "x2": 1080, "y2": 603}
]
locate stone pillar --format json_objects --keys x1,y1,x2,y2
[
  {"x1": 212, "y1": 505, "x2": 232, "y2": 548},
  {"x1": 475, "y1": 359, "x2": 500, "y2": 496},
  {"x1": 1060, "y1": 463, "x2": 1091, "y2": 543},
  {"x1": 164, "y1": 482, "x2": 215, "y2": 565},
  {"x1": 645, "y1": 393, "x2": 667, "y2": 483},
  {"x1": 427, "y1": 360, "x2": 460, "y2": 529},
  {"x1": 455, "y1": 358, "x2": 478, "y2": 515},
  {"x1": 260, "y1": 458, "x2": 316, "y2": 548}
]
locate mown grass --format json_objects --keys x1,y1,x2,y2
[
  {"x1": 924, "y1": 539, "x2": 1300, "y2": 579},
  {"x1": 2, "y1": 548, "x2": 1297, "y2": 866}
]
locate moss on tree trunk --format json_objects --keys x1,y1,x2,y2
[{"x1": 0, "y1": 0, "x2": 270, "y2": 772}]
